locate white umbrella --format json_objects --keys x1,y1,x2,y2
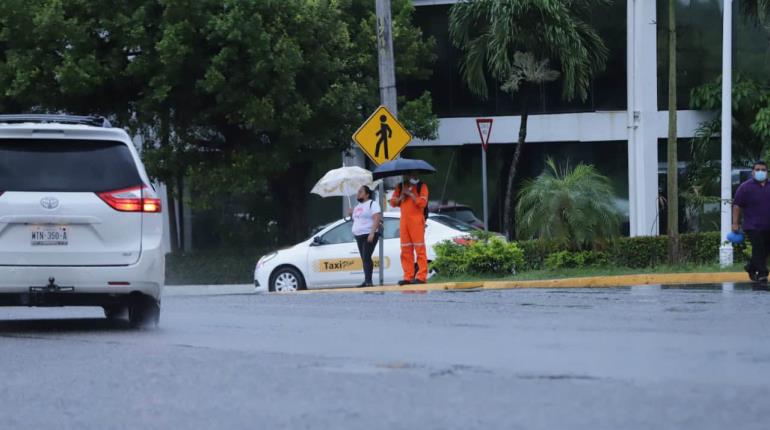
[{"x1": 311, "y1": 166, "x2": 381, "y2": 207}]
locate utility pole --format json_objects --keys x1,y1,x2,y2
[
  {"x1": 720, "y1": 0, "x2": 733, "y2": 267},
  {"x1": 666, "y1": 0, "x2": 679, "y2": 263},
  {"x1": 375, "y1": 0, "x2": 397, "y2": 285}
]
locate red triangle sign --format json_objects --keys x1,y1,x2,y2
[{"x1": 476, "y1": 118, "x2": 493, "y2": 152}]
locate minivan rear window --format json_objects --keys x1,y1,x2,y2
[{"x1": 0, "y1": 139, "x2": 142, "y2": 192}]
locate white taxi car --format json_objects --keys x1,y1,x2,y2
[{"x1": 254, "y1": 213, "x2": 476, "y2": 292}]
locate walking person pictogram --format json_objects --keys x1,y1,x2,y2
[{"x1": 375, "y1": 115, "x2": 392, "y2": 159}]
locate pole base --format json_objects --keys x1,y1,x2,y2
[{"x1": 719, "y1": 244, "x2": 734, "y2": 268}]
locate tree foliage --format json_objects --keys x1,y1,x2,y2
[
  {"x1": 0, "y1": 0, "x2": 438, "y2": 245},
  {"x1": 690, "y1": 75, "x2": 770, "y2": 165},
  {"x1": 448, "y1": 0, "x2": 609, "y2": 102}
]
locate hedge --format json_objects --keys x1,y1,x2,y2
[{"x1": 517, "y1": 231, "x2": 747, "y2": 271}]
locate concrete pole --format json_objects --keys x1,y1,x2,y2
[
  {"x1": 481, "y1": 147, "x2": 489, "y2": 230},
  {"x1": 626, "y1": 0, "x2": 659, "y2": 237},
  {"x1": 375, "y1": 0, "x2": 398, "y2": 285},
  {"x1": 719, "y1": 0, "x2": 734, "y2": 267}
]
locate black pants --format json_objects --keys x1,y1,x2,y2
[
  {"x1": 355, "y1": 233, "x2": 379, "y2": 284},
  {"x1": 746, "y1": 230, "x2": 770, "y2": 278}
]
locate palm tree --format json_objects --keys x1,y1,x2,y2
[
  {"x1": 499, "y1": 52, "x2": 560, "y2": 240},
  {"x1": 516, "y1": 158, "x2": 621, "y2": 249},
  {"x1": 449, "y1": 0, "x2": 609, "y2": 239}
]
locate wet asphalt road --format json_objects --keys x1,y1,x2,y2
[{"x1": 1, "y1": 284, "x2": 770, "y2": 430}]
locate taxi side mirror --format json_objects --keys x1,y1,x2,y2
[{"x1": 311, "y1": 236, "x2": 325, "y2": 247}]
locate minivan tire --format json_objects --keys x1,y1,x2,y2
[
  {"x1": 103, "y1": 305, "x2": 127, "y2": 320},
  {"x1": 128, "y1": 295, "x2": 160, "y2": 328}
]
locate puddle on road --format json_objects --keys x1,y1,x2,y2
[{"x1": 517, "y1": 373, "x2": 600, "y2": 381}]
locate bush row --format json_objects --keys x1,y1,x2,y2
[{"x1": 433, "y1": 231, "x2": 748, "y2": 275}]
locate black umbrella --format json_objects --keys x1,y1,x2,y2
[{"x1": 372, "y1": 158, "x2": 436, "y2": 180}]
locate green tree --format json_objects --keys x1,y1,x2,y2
[
  {"x1": 516, "y1": 158, "x2": 621, "y2": 249},
  {"x1": 690, "y1": 76, "x2": 770, "y2": 164},
  {"x1": 448, "y1": 0, "x2": 609, "y2": 240},
  {"x1": 0, "y1": 0, "x2": 438, "y2": 247}
]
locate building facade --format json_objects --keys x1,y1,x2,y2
[{"x1": 401, "y1": 0, "x2": 766, "y2": 236}]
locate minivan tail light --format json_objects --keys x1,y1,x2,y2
[{"x1": 97, "y1": 185, "x2": 162, "y2": 213}]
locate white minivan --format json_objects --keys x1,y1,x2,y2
[{"x1": 0, "y1": 115, "x2": 164, "y2": 327}]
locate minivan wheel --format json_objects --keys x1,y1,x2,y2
[
  {"x1": 103, "y1": 305, "x2": 127, "y2": 320},
  {"x1": 128, "y1": 295, "x2": 160, "y2": 328},
  {"x1": 269, "y1": 267, "x2": 306, "y2": 292}
]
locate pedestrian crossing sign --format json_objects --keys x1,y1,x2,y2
[{"x1": 352, "y1": 105, "x2": 412, "y2": 165}]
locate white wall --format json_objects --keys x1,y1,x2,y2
[{"x1": 411, "y1": 110, "x2": 714, "y2": 147}]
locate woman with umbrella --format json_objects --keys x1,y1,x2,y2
[{"x1": 350, "y1": 186, "x2": 381, "y2": 287}]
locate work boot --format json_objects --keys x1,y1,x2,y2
[
  {"x1": 398, "y1": 279, "x2": 413, "y2": 286},
  {"x1": 412, "y1": 279, "x2": 426, "y2": 284}
]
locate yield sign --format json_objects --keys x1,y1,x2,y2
[
  {"x1": 476, "y1": 118, "x2": 493, "y2": 152},
  {"x1": 352, "y1": 106, "x2": 413, "y2": 165}
]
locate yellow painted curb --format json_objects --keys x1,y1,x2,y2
[{"x1": 297, "y1": 272, "x2": 749, "y2": 294}]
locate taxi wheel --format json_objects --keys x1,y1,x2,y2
[{"x1": 269, "y1": 267, "x2": 306, "y2": 292}]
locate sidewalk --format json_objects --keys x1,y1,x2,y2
[
  {"x1": 163, "y1": 284, "x2": 259, "y2": 297},
  {"x1": 301, "y1": 271, "x2": 751, "y2": 294}
]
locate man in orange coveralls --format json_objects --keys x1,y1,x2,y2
[{"x1": 389, "y1": 171, "x2": 429, "y2": 285}]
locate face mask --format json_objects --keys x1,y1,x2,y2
[
  {"x1": 756, "y1": 171, "x2": 768, "y2": 182},
  {"x1": 357, "y1": 197, "x2": 365, "y2": 203},
  {"x1": 409, "y1": 178, "x2": 420, "y2": 185}
]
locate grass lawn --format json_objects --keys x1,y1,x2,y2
[{"x1": 430, "y1": 263, "x2": 746, "y2": 284}]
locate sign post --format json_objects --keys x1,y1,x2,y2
[
  {"x1": 476, "y1": 118, "x2": 493, "y2": 231},
  {"x1": 353, "y1": 105, "x2": 413, "y2": 284}
]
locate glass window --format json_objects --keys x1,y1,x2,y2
[
  {"x1": 382, "y1": 218, "x2": 400, "y2": 239},
  {"x1": 429, "y1": 214, "x2": 476, "y2": 232},
  {"x1": 321, "y1": 221, "x2": 355, "y2": 245},
  {"x1": 439, "y1": 208, "x2": 478, "y2": 224},
  {"x1": 0, "y1": 139, "x2": 142, "y2": 192}
]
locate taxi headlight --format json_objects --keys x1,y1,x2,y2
[{"x1": 257, "y1": 252, "x2": 278, "y2": 269}]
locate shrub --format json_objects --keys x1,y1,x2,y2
[
  {"x1": 432, "y1": 236, "x2": 525, "y2": 276},
  {"x1": 519, "y1": 231, "x2": 746, "y2": 271},
  {"x1": 517, "y1": 158, "x2": 621, "y2": 248},
  {"x1": 608, "y1": 236, "x2": 668, "y2": 268},
  {"x1": 545, "y1": 250, "x2": 609, "y2": 270}
]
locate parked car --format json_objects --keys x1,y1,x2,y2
[
  {"x1": 0, "y1": 115, "x2": 164, "y2": 327},
  {"x1": 428, "y1": 202, "x2": 485, "y2": 229},
  {"x1": 254, "y1": 212, "x2": 476, "y2": 292}
]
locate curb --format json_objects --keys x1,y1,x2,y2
[{"x1": 299, "y1": 272, "x2": 750, "y2": 294}]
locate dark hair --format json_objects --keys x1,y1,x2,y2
[
  {"x1": 360, "y1": 185, "x2": 374, "y2": 200},
  {"x1": 754, "y1": 161, "x2": 768, "y2": 170}
]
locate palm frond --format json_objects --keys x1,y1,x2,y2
[{"x1": 516, "y1": 158, "x2": 621, "y2": 248}]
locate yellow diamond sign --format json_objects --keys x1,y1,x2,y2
[{"x1": 352, "y1": 106, "x2": 412, "y2": 165}]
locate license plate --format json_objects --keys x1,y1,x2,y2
[{"x1": 31, "y1": 226, "x2": 69, "y2": 246}]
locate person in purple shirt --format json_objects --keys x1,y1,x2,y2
[{"x1": 733, "y1": 161, "x2": 770, "y2": 281}]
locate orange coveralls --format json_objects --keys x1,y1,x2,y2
[{"x1": 390, "y1": 182, "x2": 429, "y2": 282}]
